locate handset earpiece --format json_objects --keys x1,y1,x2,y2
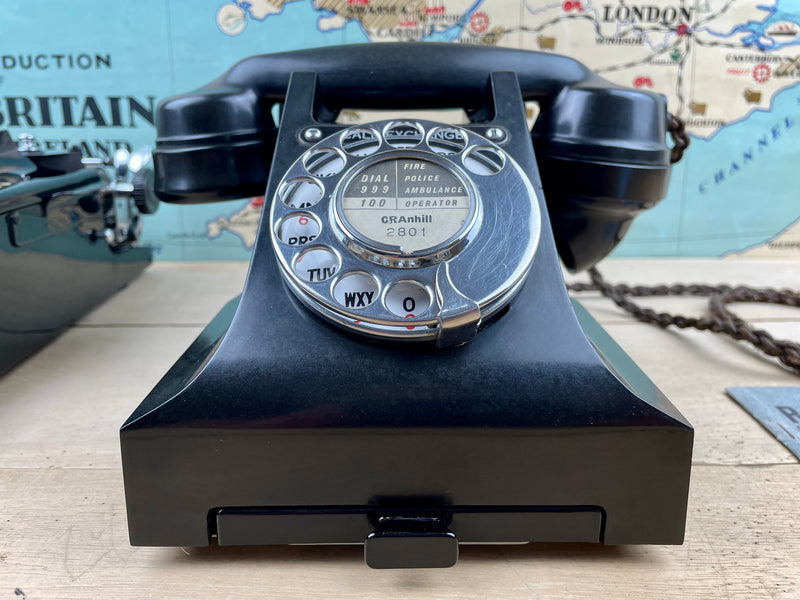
[
  {"x1": 153, "y1": 87, "x2": 278, "y2": 203},
  {"x1": 532, "y1": 83, "x2": 673, "y2": 271}
]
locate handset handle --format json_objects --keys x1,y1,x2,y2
[
  {"x1": 215, "y1": 43, "x2": 600, "y2": 109},
  {"x1": 158, "y1": 43, "x2": 614, "y2": 144},
  {"x1": 156, "y1": 43, "x2": 605, "y2": 140},
  {"x1": 154, "y1": 42, "x2": 672, "y2": 222}
]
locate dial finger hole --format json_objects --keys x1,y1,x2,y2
[
  {"x1": 280, "y1": 177, "x2": 324, "y2": 209},
  {"x1": 294, "y1": 246, "x2": 340, "y2": 283},
  {"x1": 341, "y1": 128, "x2": 381, "y2": 156},
  {"x1": 276, "y1": 212, "x2": 321, "y2": 247},
  {"x1": 333, "y1": 272, "x2": 380, "y2": 310},
  {"x1": 385, "y1": 280, "x2": 431, "y2": 318},
  {"x1": 384, "y1": 121, "x2": 424, "y2": 148},
  {"x1": 428, "y1": 127, "x2": 467, "y2": 155},
  {"x1": 463, "y1": 146, "x2": 505, "y2": 175},
  {"x1": 304, "y1": 148, "x2": 346, "y2": 177}
]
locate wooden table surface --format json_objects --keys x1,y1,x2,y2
[{"x1": 1, "y1": 258, "x2": 798, "y2": 599}]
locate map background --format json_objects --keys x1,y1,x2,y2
[{"x1": 0, "y1": 0, "x2": 798, "y2": 260}]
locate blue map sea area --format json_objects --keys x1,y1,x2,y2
[
  {"x1": 144, "y1": 0, "x2": 800, "y2": 260},
  {"x1": 703, "y1": 0, "x2": 800, "y2": 50},
  {"x1": 616, "y1": 80, "x2": 800, "y2": 258}
]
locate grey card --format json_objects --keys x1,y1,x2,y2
[{"x1": 727, "y1": 387, "x2": 800, "y2": 459}]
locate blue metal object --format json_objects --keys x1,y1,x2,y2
[{"x1": 727, "y1": 387, "x2": 800, "y2": 459}]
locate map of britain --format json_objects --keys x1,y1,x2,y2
[
  {"x1": 0, "y1": 1, "x2": 795, "y2": 260},
  {"x1": 204, "y1": 0, "x2": 800, "y2": 260}
]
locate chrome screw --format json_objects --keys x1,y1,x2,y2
[
  {"x1": 302, "y1": 127, "x2": 323, "y2": 142},
  {"x1": 485, "y1": 127, "x2": 506, "y2": 142}
]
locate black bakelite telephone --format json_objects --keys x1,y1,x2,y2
[{"x1": 121, "y1": 43, "x2": 693, "y2": 569}]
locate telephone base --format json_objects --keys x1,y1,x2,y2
[{"x1": 121, "y1": 285, "x2": 693, "y2": 568}]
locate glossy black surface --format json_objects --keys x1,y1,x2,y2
[
  {"x1": 122, "y1": 69, "x2": 693, "y2": 568},
  {"x1": 0, "y1": 133, "x2": 151, "y2": 376},
  {"x1": 365, "y1": 525, "x2": 458, "y2": 569}
]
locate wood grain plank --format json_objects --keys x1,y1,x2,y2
[
  {"x1": 563, "y1": 258, "x2": 800, "y2": 290},
  {"x1": 0, "y1": 326, "x2": 202, "y2": 470},
  {"x1": 78, "y1": 259, "x2": 800, "y2": 328},
  {"x1": 1, "y1": 259, "x2": 799, "y2": 599},
  {"x1": 78, "y1": 262, "x2": 249, "y2": 326},
  {"x1": 565, "y1": 258, "x2": 800, "y2": 324},
  {"x1": 0, "y1": 465, "x2": 797, "y2": 600},
  {"x1": 574, "y1": 293, "x2": 800, "y2": 325},
  {"x1": 603, "y1": 321, "x2": 800, "y2": 466}
]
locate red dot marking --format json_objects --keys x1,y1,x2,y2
[
  {"x1": 405, "y1": 314, "x2": 416, "y2": 330},
  {"x1": 753, "y1": 63, "x2": 771, "y2": 83},
  {"x1": 469, "y1": 11, "x2": 489, "y2": 33}
]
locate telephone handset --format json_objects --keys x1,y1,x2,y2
[
  {"x1": 123, "y1": 44, "x2": 692, "y2": 568},
  {"x1": 153, "y1": 43, "x2": 672, "y2": 345}
]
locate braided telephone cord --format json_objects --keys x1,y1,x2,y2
[
  {"x1": 668, "y1": 114, "x2": 690, "y2": 163},
  {"x1": 567, "y1": 267, "x2": 800, "y2": 376}
]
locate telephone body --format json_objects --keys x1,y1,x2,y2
[{"x1": 121, "y1": 44, "x2": 693, "y2": 569}]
